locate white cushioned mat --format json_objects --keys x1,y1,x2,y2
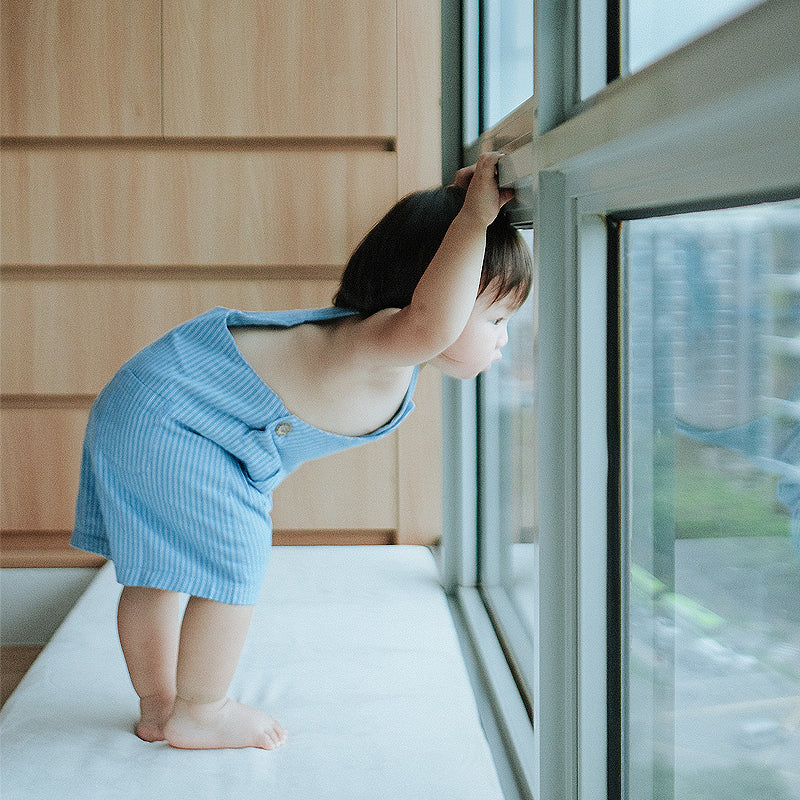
[{"x1": 1, "y1": 546, "x2": 503, "y2": 800}]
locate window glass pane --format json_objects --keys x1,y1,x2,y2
[
  {"x1": 580, "y1": 0, "x2": 609, "y2": 100},
  {"x1": 479, "y1": 229, "x2": 537, "y2": 677},
  {"x1": 626, "y1": 0, "x2": 764, "y2": 73},
  {"x1": 462, "y1": 0, "x2": 480, "y2": 146},
  {"x1": 624, "y1": 201, "x2": 800, "y2": 799},
  {"x1": 483, "y1": 0, "x2": 534, "y2": 129}
]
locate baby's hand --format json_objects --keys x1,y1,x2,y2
[{"x1": 454, "y1": 152, "x2": 514, "y2": 227}]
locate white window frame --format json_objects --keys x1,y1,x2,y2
[{"x1": 442, "y1": 1, "x2": 800, "y2": 799}]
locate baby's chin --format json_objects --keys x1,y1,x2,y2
[{"x1": 432, "y1": 359, "x2": 486, "y2": 380}]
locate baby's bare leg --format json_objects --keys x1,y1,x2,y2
[
  {"x1": 117, "y1": 586, "x2": 181, "y2": 742},
  {"x1": 163, "y1": 596, "x2": 287, "y2": 751}
]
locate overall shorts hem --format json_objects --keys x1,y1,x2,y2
[{"x1": 109, "y1": 566, "x2": 263, "y2": 606}]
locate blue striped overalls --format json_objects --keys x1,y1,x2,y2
[{"x1": 71, "y1": 307, "x2": 418, "y2": 604}]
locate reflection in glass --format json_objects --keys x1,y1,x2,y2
[
  {"x1": 625, "y1": 0, "x2": 763, "y2": 73},
  {"x1": 483, "y1": 0, "x2": 534, "y2": 129},
  {"x1": 479, "y1": 229, "x2": 537, "y2": 674},
  {"x1": 624, "y1": 202, "x2": 800, "y2": 799}
]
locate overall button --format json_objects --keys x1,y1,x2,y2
[{"x1": 274, "y1": 422, "x2": 293, "y2": 437}]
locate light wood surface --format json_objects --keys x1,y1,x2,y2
[
  {"x1": 0, "y1": 0, "x2": 162, "y2": 137},
  {"x1": 163, "y1": 0, "x2": 396, "y2": 137},
  {"x1": 396, "y1": 0, "x2": 444, "y2": 543},
  {"x1": 0, "y1": 407, "x2": 88, "y2": 532},
  {"x1": 0, "y1": 531, "x2": 105, "y2": 568},
  {"x1": 1, "y1": 147, "x2": 396, "y2": 266},
  {"x1": 273, "y1": 436, "x2": 398, "y2": 530},
  {"x1": 1, "y1": 278, "x2": 341, "y2": 394},
  {"x1": 396, "y1": 0, "x2": 443, "y2": 197}
]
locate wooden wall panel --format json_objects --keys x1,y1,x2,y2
[
  {"x1": 395, "y1": 0, "x2": 443, "y2": 544},
  {"x1": 1, "y1": 278, "x2": 341, "y2": 395},
  {"x1": 396, "y1": 0, "x2": 443, "y2": 197},
  {"x1": 272, "y1": 438, "x2": 398, "y2": 529},
  {"x1": 396, "y1": 367, "x2": 443, "y2": 544},
  {"x1": 0, "y1": 407, "x2": 87, "y2": 531},
  {"x1": 1, "y1": 148, "x2": 396, "y2": 266},
  {"x1": 162, "y1": 0, "x2": 396, "y2": 137},
  {"x1": 0, "y1": 0, "x2": 161, "y2": 137}
]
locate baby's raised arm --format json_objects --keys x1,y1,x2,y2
[{"x1": 355, "y1": 152, "x2": 513, "y2": 367}]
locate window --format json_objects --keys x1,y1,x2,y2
[
  {"x1": 478, "y1": 235, "x2": 537, "y2": 712},
  {"x1": 580, "y1": 0, "x2": 766, "y2": 102},
  {"x1": 462, "y1": 0, "x2": 535, "y2": 141},
  {"x1": 623, "y1": 203, "x2": 800, "y2": 798},
  {"x1": 625, "y1": 0, "x2": 764, "y2": 73},
  {"x1": 483, "y1": 1, "x2": 535, "y2": 126},
  {"x1": 443, "y1": 2, "x2": 800, "y2": 799}
]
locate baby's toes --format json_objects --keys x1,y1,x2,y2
[
  {"x1": 263, "y1": 730, "x2": 281, "y2": 750},
  {"x1": 270, "y1": 723, "x2": 288, "y2": 748}
]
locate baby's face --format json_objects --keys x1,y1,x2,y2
[{"x1": 430, "y1": 291, "x2": 518, "y2": 379}]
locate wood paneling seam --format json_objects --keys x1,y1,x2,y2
[
  {"x1": 0, "y1": 136, "x2": 397, "y2": 152},
  {"x1": 1, "y1": 395, "x2": 96, "y2": 410},
  {"x1": 0, "y1": 265, "x2": 345, "y2": 280}
]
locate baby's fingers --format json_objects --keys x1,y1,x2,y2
[
  {"x1": 499, "y1": 186, "x2": 515, "y2": 207},
  {"x1": 452, "y1": 152, "x2": 503, "y2": 189},
  {"x1": 470, "y1": 152, "x2": 505, "y2": 192},
  {"x1": 477, "y1": 151, "x2": 504, "y2": 171},
  {"x1": 452, "y1": 164, "x2": 476, "y2": 188}
]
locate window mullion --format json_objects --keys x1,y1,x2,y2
[
  {"x1": 536, "y1": 0, "x2": 579, "y2": 131},
  {"x1": 442, "y1": 376, "x2": 480, "y2": 592},
  {"x1": 535, "y1": 169, "x2": 581, "y2": 800}
]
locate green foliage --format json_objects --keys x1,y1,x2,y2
[{"x1": 673, "y1": 437, "x2": 790, "y2": 540}]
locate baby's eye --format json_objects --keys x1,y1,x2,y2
[{"x1": 493, "y1": 318, "x2": 505, "y2": 325}]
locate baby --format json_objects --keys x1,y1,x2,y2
[{"x1": 70, "y1": 153, "x2": 533, "y2": 750}]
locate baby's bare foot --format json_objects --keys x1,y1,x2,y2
[
  {"x1": 164, "y1": 696, "x2": 287, "y2": 751},
  {"x1": 136, "y1": 694, "x2": 175, "y2": 742}
]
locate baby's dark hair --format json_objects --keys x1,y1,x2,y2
[{"x1": 333, "y1": 185, "x2": 533, "y2": 316}]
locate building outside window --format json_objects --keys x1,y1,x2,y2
[{"x1": 624, "y1": 204, "x2": 800, "y2": 798}]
